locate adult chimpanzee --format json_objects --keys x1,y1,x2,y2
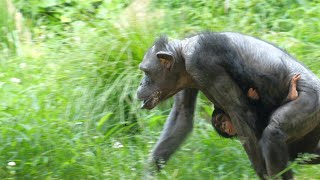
[
  {"x1": 213, "y1": 74, "x2": 301, "y2": 138},
  {"x1": 136, "y1": 32, "x2": 320, "y2": 179}
]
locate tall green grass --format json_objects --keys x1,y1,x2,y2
[
  {"x1": 0, "y1": 0, "x2": 17, "y2": 55},
  {"x1": 0, "y1": 0, "x2": 320, "y2": 179}
]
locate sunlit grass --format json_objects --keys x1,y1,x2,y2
[{"x1": 0, "y1": 0, "x2": 320, "y2": 179}]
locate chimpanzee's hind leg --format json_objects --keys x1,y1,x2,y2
[
  {"x1": 260, "y1": 91, "x2": 320, "y2": 179},
  {"x1": 311, "y1": 142, "x2": 320, "y2": 164},
  {"x1": 288, "y1": 122, "x2": 320, "y2": 164},
  {"x1": 301, "y1": 142, "x2": 320, "y2": 164}
]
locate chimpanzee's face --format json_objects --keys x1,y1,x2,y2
[{"x1": 137, "y1": 46, "x2": 183, "y2": 110}]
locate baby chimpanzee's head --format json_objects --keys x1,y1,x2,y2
[{"x1": 212, "y1": 111, "x2": 237, "y2": 138}]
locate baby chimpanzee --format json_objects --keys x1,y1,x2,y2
[{"x1": 212, "y1": 74, "x2": 301, "y2": 138}]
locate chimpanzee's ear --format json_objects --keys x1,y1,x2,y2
[{"x1": 156, "y1": 51, "x2": 174, "y2": 69}]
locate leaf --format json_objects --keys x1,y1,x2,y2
[
  {"x1": 97, "y1": 112, "x2": 113, "y2": 130},
  {"x1": 104, "y1": 124, "x2": 121, "y2": 139},
  {"x1": 60, "y1": 16, "x2": 72, "y2": 23}
]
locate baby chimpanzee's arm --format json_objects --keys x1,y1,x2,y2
[{"x1": 247, "y1": 88, "x2": 260, "y2": 100}]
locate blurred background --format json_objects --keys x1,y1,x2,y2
[{"x1": 1, "y1": 0, "x2": 320, "y2": 179}]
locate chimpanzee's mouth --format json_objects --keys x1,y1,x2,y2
[{"x1": 141, "y1": 91, "x2": 161, "y2": 110}]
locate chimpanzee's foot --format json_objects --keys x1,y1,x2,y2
[{"x1": 287, "y1": 73, "x2": 301, "y2": 100}]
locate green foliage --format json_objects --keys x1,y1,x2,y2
[
  {"x1": 0, "y1": 0, "x2": 18, "y2": 54},
  {"x1": 13, "y1": 0, "x2": 131, "y2": 36},
  {"x1": 0, "y1": 0, "x2": 320, "y2": 179}
]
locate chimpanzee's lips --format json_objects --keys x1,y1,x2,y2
[{"x1": 141, "y1": 91, "x2": 161, "y2": 110}]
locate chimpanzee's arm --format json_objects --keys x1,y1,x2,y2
[{"x1": 151, "y1": 88, "x2": 198, "y2": 171}]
